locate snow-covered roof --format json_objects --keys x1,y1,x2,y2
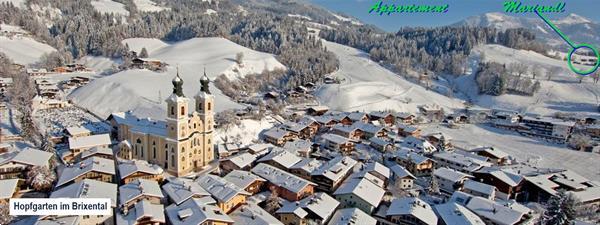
[
  {"x1": 363, "y1": 161, "x2": 391, "y2": 179},
  {"x1": 396, "y1": 149, "x2": 434, "y2": 164},
  {"x1": 433, "y1": 151, "x2": 491, "y2": 172},
  {"x1": 263, "y1": 128, "x2": 290, "y2": 140},
  {"x1": 116, "y1": 200, "x2": 166, "y2": 225},
  {"x1": 328, "y1": 208, "x2": 377, "y2": 225},
  {"x1": 369, "y1": 111, "x2": 392, "y2": 118},
  {"x1": 223, "y1": 170, "x2": 266, "y2": 190},
  {"x1": 471, "y1": 147, "x2": 509, "y2": 159},
  {"x1": 569, "y1": 186, "x2": 600, "y2": 203},
  {"x1": 475, "y1": 167, "x2": 523, "y2": 187},
  {"x1": 347, "y1": 112, "x2": 369, "y2": 121},
  {"x1": 282, "y1": 121, "x2": 308, "y2": 133},
  {"x1": 434, "y1": 202, "x2": 485, "y2": 225},
  {"x1": 333, "y1": 177, "x2": 385, "y2": 207},
  {"x1": 332, "y1": 124, "x2": 358, "y2": 134},
  {"x1": 118, "y1": 160, "x2": 163, "y2": 180},
  {"x1": 369, "y1": 136, "x2": 391, "y2": 147},
  {"x1": 521, "y1": 116, "x2": 576, "y2": 127},
  {"x1": 433, "y1": 168, "x2": 471, "y2": 183},
  {"x1": 386, "y1": 197, "x2": 438, "y2": 225},
  {"x1": 257, "y1": 148, "x2": 302, "y2": 169},
  {"x1": 389, "y1": 164, "x2": 416, "y2": 179},
  {"x1": 109, "y1": 112, "x2": 167, "y2": 137},
  {"x1": 65, "y1": 126, "x2": 92, "y2": 136},
  {"x1": 196, "y1": 174, "x2": 250, "y2": 203},
  {"x1": 221, "y1": 152, "x2": 258, "y2": 169},
  {"x1": 289, "y1": 158, "x2": 323, "y2": 174},
  {"x1": 247, "y1": 143, "x2": 273, "y2": 154},
  {"x1": 353, "y1": 122, "x2": 384, "y2": 134},
  {"x1": 251, "y1": 163, "x2": 315, "y2": 193},
  {"x1": 51, "y1": 179, "x2": 117, "y2": 207},
  {"x1": 162, "y1": 178, "x2": 210, "y2": 205},
  {"x1": 320, "y1": 133, "x2": 351, "y2": 145},
  {"x1": 464, "y1": 196, "x2": 526, "y2": 225},
  {"x1": 68, "y1": 133, "x2": 111, "y2": 150},
  {"x1": 81, "y1": 146, "x2": 114, "y2": 159},
  {"x1": 523, "y1": 174, "x2": 560, "y2": 195},
  {"x1": 57, "y1": 157, "x2": 116, "y2": 187},
  {"x1": 119, "y1": 179, "x2": 164, "y2": 206},
  {"x1": 463, "y1": 180, "x2": 496, "y2": 196},
  {"x1": 311, "y1": 156, "x2": 357, "y2": 182},
  {"x1": 0, "y1": 147, "x2": 52, "y2": 167},
  {"x1": 395, "y1": 112, "x2": 416, "y2": 119},
  {"x1": 165, "y1": 198, "x2": 233, "y2": 225},
  {"x1": 230, "y1": 203, "x2": 283, "y2": 225},
  {"x1": 277, "y1": 192, "x2": 339, "y2": 220},
  {"x1": 0, "y1": 179, "x2": 19, "y2": 199},
  {"x1": 398, "y1": 124, "x2": 420, "y2": 133},
  {"x1": 283, "y1": 139, "x2": 312, "y2": 154}
]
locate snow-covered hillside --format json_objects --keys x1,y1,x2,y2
[
  {"x1": 76, "y1": 56, "x2": 119, "y2": 74},
  {"x1": 69, "y1": 37, "x2": 286, "y2": 119},
  {"x1": 133, "y1": 0, "x2": 169, "y2": 12},
  {"x1": 91, "y1": 0, "x2": 129, "y2": 16},
  {"x1": 454, "y1": 44, "x2": 600, "y2": 116},
  {"x1": 0, "y1": 0, "x2": 25, "y2": 8},
  {"x1": 122, "y1": 38, "x2": 169, "y2": 54},
  {"x1": 315, "y1": 41, "x2": 464, "y2": 114},
  {"x1": 0, "y1": 34, "x2": 56, "y2": 65}
]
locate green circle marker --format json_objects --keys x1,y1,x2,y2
[{"x1": 567, "y1": 44, "x2": 600, "y2": 76}]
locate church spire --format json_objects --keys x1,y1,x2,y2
[
  {"x1": 172, "y1": 66, "x2": 184, "y2": 97},
  {"x1": 200, "y1": 67, "x2": 211, "y2": 94}
]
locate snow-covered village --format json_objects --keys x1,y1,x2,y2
[{"x1": 0, "y1": 0, "x2": 599, "y2": 225}]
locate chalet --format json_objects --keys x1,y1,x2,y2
[
  {"x1": 570, "y1": 186, "x2": 600, "y2": 209},
  {"x1": 369, "y1": 111, "x2": 395, "y2": 126},
  {"x1": 395, "y1": 112, "x2": 416, "y2": 124},
  {"x1": 263, "y1": 128, "x2": 296, "y2": 146},
  {"x1": 585, "y1": 124, "x2": 600, "y2": 138},
  {"x1": 434, "y1": 202, "x2": 485, "y2": 225},
  {"x1": 66, "y1": 133, "x2": 112, "y2": 162},
  {"x1": 307, "y1": 106, "x2": 329, "y2": 116},
  {"x1": 400, "y1": 136, "x2": 437, "y2": 154},
  {"x1": 116, "y1": 200, "x2": 166, "y2": 225},
  {"x1": 131, "y1": 58, "x2": 165, "y2": 71},
  {"x1": 395, "y1": 149, "x2": 435, "y2": 176},
  {"x1": 247, "y1": 143, "x2": 273, "y2": 156},
  {"x1": 369, "y1": 137, "x2": 394, "y2": 152},
  {"x1": 50, "y1": 179, "x2": 117, "y2": 225},
  {"x1": 446, "y1": 113, "x2": 469, "y2": 124},
  {"x1": 522, "y1": 170, "x2": 597, "y2": 204},
  {"x1": 219, "y1": 152, "x2": 258, "y2": 174},
  {"x1": 328, "y1": 208, "x2": 377, "y2": 225},
  {"x1": 161, "y1": 178, "x2": 210, "y2": 205},
  {"x1": 64, "y1": 126, "x2": 92, "y2": 138},
  {"x1": 118, "y1": 179, "x2": 164, "y2": 210},
  {"x1": 433, "y1": 168, "x2": 473, "y2": 195},
  {"x1": 353, "y1": 122, "x2": 386, "y2": 139},
  {"x1": 397, "y1": 124, "x2": 421, "y2": 137},
  {"x1": 423, "y1": 133, "x2": 452, "y2": 150},
  {"x1": 385, "y1": 197, "x2": 438, "y2": 225},
  {"x1": 118, "y1": 160, "x2": 164, "y2": 184},
  {"x1": 472, "y1": 167, "x2": 524, "y2": 200},
  {"x1": 257, "y1": 148, "x2": 302, "y2": 171},
  {"x1": 295, "y1": 85, "x2": 309, "y2": 94},
  {"x1": 56, "y1": 156, "x2": 116, "y2": 188},
  {"x1": 32, "y1": 95, "x2": 69, "y2": 110},
  {"x1": 282, "y1": 122, "x2": 314, "y2": 139},
  {"x1": 419, "y1": 104, "x2": 444, "y2": 121},
  {"x1": 196, "y1": 174, "x2": 251, "y2": 213},
  {"x1": 276, "y1": 192, "x2": 340, "y2": 225},
  {"x1": 223, "y1": 170, "x2": 266, "y2": 195},
  {"x1": 0, "y1": 148, "x2": 53, "y2": 181},
  {"x1": 165, "y1": 198, "x2": 234, "y2": 225},
  {"x1": 358, "y1": 162, "x2": 391, "y2": 186},
  {"x1": 0, "y1": 179, "x2": 20, "y2": 202},
  {"x1": 251, "y1": 163, "x2": 316, "y2": 201},
  {"x1": 333, "y1": 177, "x2": 385, "y2": 214},
  {"x1": 313, "y1": 116, "x2": 338, "y2": 128},
  {"x1": 26, "y1": 68, "x2": 49, "y2": 76},
  {"x1": 389, "y1": 164, "x2": 416, "y2": 190},
  {"x1": 332, "y1": 113, "x2": 353, "y2": 125},
  {"x1": 320, "y1": 134, "x2": 355, "y2": 153},
  {"x1": 79, "y1": 146, "x2": 114, "y2": 162},
  {"x1": 310, "y1": 156, "x2": 357, "y2": 192},
  {"x1": 289, "y1": 158, "x2": 323, "y2": 180},
  {"x1": 347, "y1": 112, "x2": 370, "y2": 123},
  {"x1": 70, "y1": 76, "x2": 90, "y2": 86},
  {"x1": 230, "y1": 203, "x2": 283, "y2": 225},
  {"x1": 216, "y1": 142, "x2": 244, "y2": 159},
  {"x1": 432, "y1": 151, "x2": 492, "y2": 173},
  {"x1": 463, "y1": 180, "x2": 497, "y2": 200},
  {"x1": 331, "y1": 124, "x2": 363, "y2": 140},
  {"x1": 283, "y1": 139, "x2": 313, "y2": 157},
  {"x1": 520, "y1": 116, "x2": 575, "y2": 143},
  {"x1": 451, "y1": 192, "x2": 534, "y2": 225},
  {"x1": 471, "y1": 147, "x2": 510, "y2": 165}
]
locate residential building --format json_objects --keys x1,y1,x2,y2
[
  {"x1": 333, "y1": 177, "x2": 385, "y2": 214},
  {"x1": 219, "y1": 152, "x2": 258, "y2": 174},
  {"x1": 347, "y1": 112, "x2": 370, "y2": 123},
  {"x1": 196, "y1": 174, "x2": 251, "y2": 213},
  {"x1": 310, "y1": 156, "x2": 357, "y2": 192},
  {"x1": 389, "y1": 164, "x2": 416, "y2": 190},
  {"x1": 116, "y1": 200, "x2": 165, "y2": 225},
  {"x1": 64, "y1": 126, "x2": 92, "y2": 138},
  {"x1": 257, "y1": 148, "x2": 302, "y2": 171},
  {"x1": 432, "y1": 151, "x2": 492, "y2": 174},
  {"x1": 66, "y1": 133, "x2": 112, "y2": 162},
  {"x1": 395, "y1": 112, "x2": 416, "y2": 124},
  {"x1": 0, "y1": 179, "x2": 19, "y2": 202},
  {"x1": 276, "y1": 192, "x2": 339, "y2": 225},
  {"x1": 0, "y1": 147, "x2": 53, "y2": 180},
  {"x1": 353, "y1": 122, "x2": 386, "y2": 139},
  {"x1": 165, "y1": 198, "x2": 234, "y2": 225},
  {"x1": 472, "y1": 167, "x2": 524, "y2": 200},
  {"x1": 161, "y1": 178, "x2": 210, "y2": 205},
  {"x1": 451, "y1": 192, "x2": 534, "y2": 225},
  {"x1": 369, "y1": 137, "x2": 394, "y2": 152},
  {"x1": 395, "y1": 149, "x2": 435, "y2": 176},
  {"x1": 471, "y1": 147, "x2": 510, "y2": 165},
  {"x1": 230, "y1": 203, "x2": 283, "y2": 225},
  {"x1": 400, "y1": 136, "x2": 437, "y2": 154},
  {"x1": 320, "y1": 134, "x2": 355, "y2": 153},
  {"x1": 369, "y1": 111, "x2": 395, "y2": 126},
  {"x1": 289, "y1": 158, "x2": 323, "y2": 180},
  {"x1": 398, "y1": 124, "x2": 421, "y2": 137},
  {"x1": 50, "y1": 179, "x2": 117, "y2": 225},
  {"x1": 328, "y1": 208, "x2": 376, "y2": 225},
  {"x1": 433, "y1": 168, "x2": 472, "y2": 194},
  {"x1": 117, "y1": 160, "x2": 164, "y2": 184},
  {"x1": 80, "y1": 146, "x2": 115, "y2": 162},
  {"x1": 331, "y1": 124, "x2": 363, "y2": 140},
  {"x1": 463, "y1": 180, "x2": 497, "y2": 200},
  {"x1": 520, "y1": 116, "x2": 575, "y2": 143},
  {"x1": 433, "y1": 202, "x2": 485, "y2": 225},
  {"x1": 386, "y1": 197, "x2": 438, "y2": 225},
  {"x1": 252, "y1": 163, "x2": 316, "y2": 201},
  {"x1": 263, "y1": 128, "x2": 296, "y2": 146},
  {"x1": 283, "y1": 139, "x2": 313, "y2": 157},
  {"x1": 118, "y1": 179, "x2": 164, "y2": 211},
  {"x1": 223, "y1": 170, "x2": 266, "y2": 195},
  {"x1": 56, "y1": 156, "x2": 115, "y2": 188}
]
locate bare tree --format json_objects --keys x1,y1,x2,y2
[
  {"x1": 547, "y1": 66, "x2": 561, "y2": 81},
  {"x1": 569, "y1": 134, "x2": 592, "y2": 151},
  {"x1": 0, "y1": 202, "x2": 12, "y2": 224},
  {"x1": 235, "y1": 52, "x2": 244, "y2": 65},
  {"x1": 139, "y1": 47, "x2": 149, "y2": 58},
  {"x1": 510, "y1": 63, "x2": 528, "y2": 77},
  {"x1": 264, "y1": 188, "x2": 280, "y2": 214},
  {"x1": 27, "y1": 166, "x2": 56, "y2": 192}
]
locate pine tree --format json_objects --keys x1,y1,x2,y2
[
  {"x1": 27, "y1": 166, "x2": 56, "y2": 192},
  {"x1": 139, "y1": 47, "x2": 149, "y2": 58},
  {"x1": 543, "y1": 189, "x2": 577, "y2": 225},
  {"x1": 0, "y1": 202, "x2": 12, "y2": 225},
  {"x1": 428, "y1": 174, "x2": 440, "y2": 195}
]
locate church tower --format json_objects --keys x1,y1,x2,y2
[
  {"x1": 165, "y1": 70, "x2": 190, "y2": 175},
  {"x1": 194, "y1": 68, "x2": 215, "y2": 165}
]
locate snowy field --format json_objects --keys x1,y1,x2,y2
[
  {"x1": 70, "y1": 37, "x2": 286, "y2": 120},
  {"x1": 214, "y1": 117, "x2": 277, "y2": 145},
  {"x1": 0, "y1": 0, "x2": 25, "y2": 8},
  {"x1": 90, "y1": 0, "x2": 129, "y2": 16},
  {"x1": 0, "y1": 104, "x2": 21, "y2": 137},
  {"x1": 421, "y1": 124, "x2": 600, "y2": 180},
  {"x1": 133, "y1": 0, "x2": 168, "y2": 12},
  {"x1": 454, "y1": 44, "x2": 600, "y2": 116},
  {"x1": 33, "y1": 107, "x2": 110, "y2": 137},
  {"x1": 315, "y1": 41, "x2": 464, "y2": 114},
  {"x1": 0, "y1": 35, "x2": 56, "y2": 65},
  {"x1": 76, "y1": 56, "x2": 119, "y2": 74}
]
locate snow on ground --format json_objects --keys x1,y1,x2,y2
[
  {"x1": 76, "y1": 56, "x2": 119, "y2": 74},
  {"x1": 421, "y1": 124, "x2": 600, "y2": 181},
  {"x1": 34, "y1": 107, "x2": 110, "y2": 138},
  {"x1": 122, "y1": 38, "x2": 169, "y2": 54},
  {"x1": 214, "y1": 117, "x2": 276, "y2": 145},
  {"x1": 454, "y1": 44, "x2": 600, "y2": 116},
  {"x1": 205, "y1": 9, "x2": 217, "y2": 15},
  {"x1": 90, "y1": 0, "x2": 129, "y2": 16},
  {"x1": 0, "y1": 24, "x2": 27, "y2": 33},
  {"x1": 0, "y1": 36, "x2": 56, "y2": 65},
  {"x1": 0, "y1": 104, "x2": 21, "y2": 137},
  {"x1": 69, "y1": 37, "x2": 286, "y2": 120},
  {"x1": 315, "y1": 40, "x2": 464, "y2": 114},
  {"x1": 133, "y1": 0, "x2": 168, "y2": 12},
  {"x1": 288, "y1": 14, "x2": 311, "y2": 21},
  {"x1": 0, "y1": 0, "x2": 25, "y2": 8},
  {"x1": 331, "y1": 13, "x2": 362, "y2": 25}
]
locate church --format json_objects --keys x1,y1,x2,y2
[{"x1": 108, "y1": 69, "x2": 215, "y2": 177}]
